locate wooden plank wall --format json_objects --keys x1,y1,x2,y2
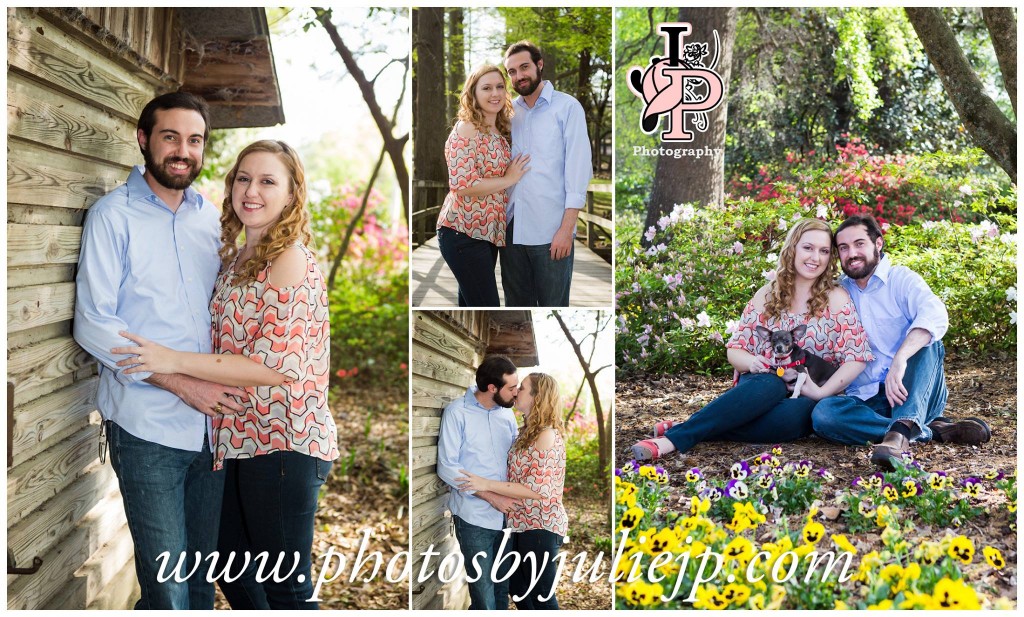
[
  {"x1": 6, "y1": 7, "x2": 180, "y2": 609},
  {"x1": 410, "y1": 311, "x2": 491, "y2": 610}
]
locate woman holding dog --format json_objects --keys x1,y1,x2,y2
[
  {"x1": 456, "y1": 373, "x2": 568, "y2": 609},
  {"x1": 632, "y1": 218, "x2": 873, "y2": 460},
  {"x1": 436, "y1": 63, "x2": 530, "y2": 306},
  {"x1": 111, "y1": 140, "x2": 338, "y2": 608}
]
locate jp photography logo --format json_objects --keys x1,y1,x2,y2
[{"x1": 627, "y1": 22, "x2": 726, "y2": 158}]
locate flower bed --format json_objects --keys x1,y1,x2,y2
[{"x1": 613, "y1": 448, "x2": 1016, "y2": 609}]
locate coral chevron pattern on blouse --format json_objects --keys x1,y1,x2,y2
[
  {"x1": 437, "y1": 130, "x2": 510, "y2": 246},
  {"x1": 727, "y1": 301, "x2": 874, "y2": 366},
  {"x1": 210, "y1": 243, "x2": 339, "y2": 470},
  {"x1": 507, "y1": 430, "x2": 569, "y2": 536}
]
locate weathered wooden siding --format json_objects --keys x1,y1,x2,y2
[
  {"x1": 6, "y1": 6, "x2": 182, "y2": 609},
  {"x1": 410, "y1": 311, "x2": 490, "y2": 610}
]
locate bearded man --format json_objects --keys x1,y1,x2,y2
[{"x1": 811, "y1": 214, "x2": 990, "y2": 469}]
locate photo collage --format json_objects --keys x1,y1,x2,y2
[{"x1": 5, "y1": 5, "x2": 1017, "y2": 611}]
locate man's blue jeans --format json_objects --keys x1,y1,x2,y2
[
  {"x1": 453, "y1": 516, "x2": 513, "y2": 610},
  {"x1": 812, "y1": 342, "x2": 948, "y2": 445},
  {"x1": 217, "y1": 451, "x2": 331, "y2": 609},
  {"x1": 107, "y1": 421, "x2": 224, "y2": 610},
  {"x1": 663, "y1": 373, "x2": 815, "y2": 454},
  {"x1": 499, "y1": 219, "x2": 573, "y2": 307},
  {"x1": 510, "y1": 529, "x2": 563, "y2": 610}
]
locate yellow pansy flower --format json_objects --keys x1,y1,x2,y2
[
  {"x1": 722, "y1": 582, "x2": 751, "y2": 606},
  {"x1": 802, "y1": 521, "x2": 826, "y2": 544},
  {"x1": 831, "y1": 534, "x2": 858, "y2": 554},
  {"x1": 947, "y1": 535, "x2": 974, "y2": 565},
  {"x1": 983, "y1": 546, "x2": 1005, "y2": 569},
  {"x1": 868, "y1": 600, "x2": 894, "y2": 610},
  {"x1": 619, "y1": 506, "x2": 645, "y2": 531},
  {"x1": 931, "y1": 577, "x2": 980, "y2": 610}
]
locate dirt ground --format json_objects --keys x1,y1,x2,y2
[
  {"x1": 615, "y1": 351, "x2": 1017, "y2": 601},
  {"x1": 553, "y1": 491, "x2": 614, "y2": 610}
]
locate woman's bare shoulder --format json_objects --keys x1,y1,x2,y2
[
  {"x1": 267, "y1": 245, "x2": 308, "y2": 288},
  {"x1": 749, "y1": 284, "x2": 771, "y2": 310},
  {"x1": 534, "y1": 427, "x2": 558, "y2": 451},
  {"x1": 454, "y1": 120, "x2": 478, "y2": 140},
  {"x1": 827, "y1": 285, "x2": 853, "y2": 311}
]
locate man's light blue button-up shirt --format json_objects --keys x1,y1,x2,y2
[
  {"x1": 73, "y1": 165, "x2": 222, "y2": 452},
  {"x1": 436, "y1": 386, "x2": 518, "y2": 531},
  {"x1": 507, "y1": 80, "x2": 593, "y2": 246},
  {"x1": 841, "y1": 255, "x2": 949, "y2": 400}
]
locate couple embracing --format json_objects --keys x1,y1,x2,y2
[
  {"x1": 437, "y1": 356, "x2": 569, "y2": 610},
  {"x1": 437, "y1": 40, "x2": 593, "y2": 308},
  {"x1": 632, "y1": 214, "x2": 990, "y2": 469},
  {"x1": 73, "y1": 92, "x2": 338, "y2": 609}
]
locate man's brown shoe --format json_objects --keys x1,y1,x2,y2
[
  {"x1": 871, "y1": 430, "x2": 911, "y2": 471},
  {"x1": 928, "y1": 417, "x2": 991, "y2": 445}
]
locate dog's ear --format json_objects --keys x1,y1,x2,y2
[
  {"x1": 754, "y1": 326, "x2": 772, "y2": 341},
  {"x1": 790, "y1": 324, "x2": 807, "y2": 340}
]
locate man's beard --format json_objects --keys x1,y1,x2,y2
[
  {"x1": 512, "y1": 73, "x2": 541, "y2": 97},
  {"x1": 841, "y1": 245, "x2": 880, "y2": 280},
  {"x1": 494, "y1": 390, "x2": 516, "y2": 408},
  {"x1": 143, "y1": 146, "x2": 201, "y2": 190}
]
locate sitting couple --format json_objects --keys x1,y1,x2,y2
[
  {"x1": 437, "y1": 356, "x2": 568, "y2": 610},
  {"x1": 437, "y1": 40, "x2": 593, "y2": 308},
  {"x1": 74, "y1": 92, "x2": 338, "y2": 609},
  {"x1": 632, "y1": 214, "x2": 990, "y2": 470}
]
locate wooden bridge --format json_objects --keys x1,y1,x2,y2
[{"x1": 410, "y1": 181, "x2": 613, "y2": 307}]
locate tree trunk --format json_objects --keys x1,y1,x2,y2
[
  {"x1": 412, "y1": 7, "x2": 447, "y2": 188},
  {"x1": 645, "y1": 7, "x2": 737, "y2": 237},
  {"x1": 446, "y1": 9, "x2": 465, "y2": 126},
  {"x1": 982, "y1": 7, "x2": 1017, "y2": 116},
  {"x1": 905, "y1": 8, "x2": 1016, "y2": 182}
]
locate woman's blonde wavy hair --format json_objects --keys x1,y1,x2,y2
[
  {"x1": 219, "y1": 140, "x2": 311, "y2": 283},
  {"x1": 512, "y1": 373, "x2": 565, "y2": 452},
  {"x1": 764, "y1": 217, "x2": 838, "y2": 320},
  {"x1": 457, "y1": 64, "x2": 513, "y2": 142}
]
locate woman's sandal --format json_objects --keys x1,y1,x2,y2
[
  {"x1": 652, "y1": 420, "x2": 677, "y2": 438},
  {"x1": 631, "y1": 439, "x2": 663, "y2": 461}
]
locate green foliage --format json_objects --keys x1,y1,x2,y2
[
  {"x1": 615, "y1": 156, "x2": 1017, "y2": 375},
  {"x1": 565, "y1": 434, "x2": 607, "y2": 497},
  {"x1": 309, "y1": 183, "x2": 409, "y2": 390}
]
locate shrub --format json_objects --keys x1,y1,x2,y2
[
  {"x1": 309, "y1": 184, "x2": 409, "y2": 391},
  {"x1": 616, "y1": 194, "x2": 1016, "y2": 376}
]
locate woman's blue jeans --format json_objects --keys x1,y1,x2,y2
[
  {"x1": 216, "y1": 451, "x2": 331, "y2": 609},
  {"x1": 510, "y1": 529, "x2": 563, "y2": 610},
  {"x1": 663, "y1": 373, "x2": 815, "y2": 454},
  {"x1": 437, "y1": 226, "x2": 500, "y2": 307}
]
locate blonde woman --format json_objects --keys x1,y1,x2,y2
[
  {"x1": 631, "y1": 218, "x2": 873, "y2": 460},
  {"x1": 437, "y1": 64, "x2": 531, "y2": 306},
  {"x1": 457, "y1": 373, "x2": 568, "y2": 609},
  {"x1": 112, "y1": 140, "x2": 338, "y2": 608}
]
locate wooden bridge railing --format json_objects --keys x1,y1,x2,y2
[{"x1": 412, "y1": 180, "x2": 612, "y2": 258}]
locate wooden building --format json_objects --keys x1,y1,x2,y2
[
  {"x1": 6, "y1": 7, "x2": 282, "y2": 609},
  {"x1": 410, "y1": 310, "x2": 539, "y2": 610}
]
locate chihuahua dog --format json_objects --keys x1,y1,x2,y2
[{"x1": 754, "y1": 325, "x2": 837, "y2": 398}]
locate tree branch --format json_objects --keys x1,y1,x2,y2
[
  {"x1": 905, "y1": 7, "x2": 1016, "y2": 182},
  {"x1": 982, "y1": 7, "x2": 1017, "y2": 116},
  {"x1": 314, "y1": 7, "x2": 410, "y2": 210}
]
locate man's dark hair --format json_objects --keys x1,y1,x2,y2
[
  {"x1": 836, "y1": 214, "x2": 884, "y2": 248},
  {"x1": 137, "y1": 91, "x2": 211, "y2": 146},
  {"x1": 476, "y1": 355, "x2": 517, "y2": 392},
  {"x1": 504, "y1": 40, "x2": 543, "y2": 66}
]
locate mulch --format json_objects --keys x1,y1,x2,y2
[{"x1": 615, "y1": 351, "x2": 1017, "y2": 601}]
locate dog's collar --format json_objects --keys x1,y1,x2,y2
[{"x1": 776, "y1": 358, "x2": 806, "y2": 369}]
